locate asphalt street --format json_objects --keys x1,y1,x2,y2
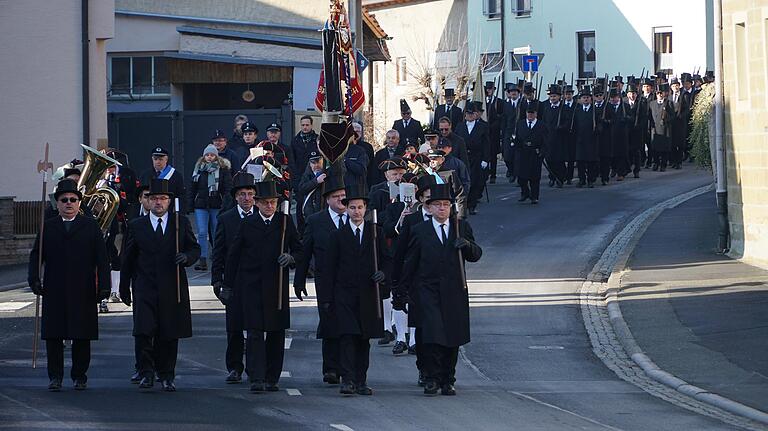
[{"x1": 0, "y1": 165, "x2": 738, "y2": 430}]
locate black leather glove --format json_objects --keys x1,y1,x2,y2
[
  {"x1": 454, "y1": 237, "x2": 470, "y2": 250},
  {"x1": 219, "y1": 286, "x2": 233, "y2": 306},
  {"x1": 371, "y1": 270, "x2": 386, "y2": 284},
  {"x1": 174, "y1": 253, "x2": 188, "y2": 265},
  {"x1": 97, "y1": 289, "x2": 111, "y2": 303},
  {"x1": 29, "y1": 280, "x2": 43, "y2": 296},
  {"x1": 120, "y1": 288, "x2": 132, "y2": 306},
  {"x1": 277, "y1": 253, "x2": 295, "y2": 267},
  {"x1": 294, "y1": 284, "x2": 308, "y2": 301},
  {"x1": 212, "y1": 281, "x2": 222, "y2": 300}
]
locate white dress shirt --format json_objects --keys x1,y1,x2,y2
[
  {"x1": 150, "y1": 212, "x2": 169, "y2": 234},
  {"x1": 349, "y1": 220, "x2": 364, "y2": 244},
  {"x1": 526, "y1": 118, "x2": 538, "y2": 129},
  {"x1": 260, "y1": 212, "x2": 275, "y2": 224},
  {"x1": 238, "y1": 206, "x2": 253, "y2": 218},
  {"x1": 329, "y1": 207, "x2": 346, "y2": 228},
  {"x1": 432, "y1": 217, "x2": 450, "y2": 244},
  {"x1": 422, "y1": 208, "x2": 432, "y2": 221},
  {"x1": 466, "y1": 120, "x2": 477, "y2": 134}
]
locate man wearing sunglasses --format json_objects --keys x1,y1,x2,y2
[{"x1": 28, "y1": 178, "x2": 111, "y2": 391}]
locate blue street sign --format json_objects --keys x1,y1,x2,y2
[
  {"x1": 522, "y1": 55, "x2": 539, "y2": 72},
  {"x1": 356, "y1": 50, "x2": 369, "y2": 73}
]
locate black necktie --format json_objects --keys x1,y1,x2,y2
[
  {"x1": 528, "y1": 121, "x2": 533, "y2": 129},
  {"x1": 63, "y1": 220, "x2": 73, "y2": 233},
  {"x1": 337, "y1": 215, "x2": 344, "y2": 229},
  {"x1": 440, "y1": 224, "x2": 447, "y2": 244},
  {"x1": 155, "y1": 218, "x2": 163, "y2": 238},
  {"x1": 584, "y1": 106, "x2": 588, "y2": 112},
  {"x1": 264, "y1": 218, "x2": 271, "y2": 226},
  {"x1": 243, "y1": 211, "x2": 252, "y2": 218},
  {"x1": 355, "y1": 227, "x2": 361, "y2": 244},
  {"x1": 425, "y1": 214, "x2": 432, "y2": 221}
]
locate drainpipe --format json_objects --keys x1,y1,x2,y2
[
  {"x1": 713, "y1": 0, "x2": 729, "y2": 252},
  {"x1": 81, "y1": 0, "x2": 90, "y2": 148},
  {"x1": 500, "y1": 0, "x2": 506, "y2": 87}
]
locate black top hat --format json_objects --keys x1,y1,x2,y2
[
  {"x1": 614, "y1": 75, "x2": 624, "y2": 83},
  {"x1": 504, "y1": 82, "x2": 517, "y2": 92},
  {"x1": 703, "y1": 70, "x2": 715, "y2": 83},
  {"x1": 321, "y1": 174, "x2": 345, "y2": 197},
  {"x1": 308, "y1": 150, "x2": 322, "y2": 161},
  {"x1": 241, "y1": 122, "x2": 258, "y2": 133},
  {"x1": 669, "y1": 77, "x2": 680, "y2": 85},
  {"x1": 563, "y1": 85, "x2": 575, "y2": 93},
  {"x1": 400, "y1": 99, "x2": 412, "y2": 114},
  {"x1": 681, "y1": 73, "x2": 693, "y2": 83},
  {"x1": 444, "y1": 88, "x2": 455, "y2": 97},
  {"x1": 425, "y1": 183, "x2": 454, "y2": 204},
  {"x1": 254, "y1": 181, "x2": 280, "y2": 200},
  {"x1": 341, "y1": 183, "x2": 368, "y2": 205},
  {"x1": 608, "y1": 88, "x2": 620, "y2": 98},
  {"x1": 643, "y1": 78, "x2": 656, "y2": 87},
  {"x1": 626, "y1": 84, "x2": 638, "y2": 93},
  {"x1": 576, "y1": 78, "x2": 587, "y2": 87},
  {"x1": 212, "y1": 129, "x2": 227, "y2": 140},
  {"x1": 525, "y1": 100, "x2": 540, "y2": 113},
  {"x1": 657, "y1": 83, "x2": 670, "y2": 93},
  {"x1": 266, "y1": 123, "x2": 281, "y2": 132},
  {"x1": 152, "y1": 146, "x2": 169, "y2": 157},
  {"x1": 135, "y1": 183, "x2": 150, "y2": 199},
  {"x1": 231, "y1": 172, "x2": 256, "y2": 196},
  {"x1": 416, "y1": 174, "x2": 437, "y2": 198},
  {"x1": 484, "y1": 81, "x2": 495, "y2": 89},
  {"x1": 379, "y1": 157, "x2": 407, "y2": 172},
  {"x1": 593, "y1": 85, "x2": 605, "y2": 96},
  {"x1": 523, "y1": 82, "x2": 534, "y2": 94},
  {"x1": 692, "y1": 74, "x2": 702, "y2": 82},
  {"x1": 148, "y1": 178, "x2": 173, "y2": 197},
  {"x1": 464, "y1": 102, "x2": 478, "y2": 114},
  {"x1": 595, "y1": 77, "x2": 607, "y2": 87},
  {"x1": 473, "y1": 100, "x2": 485, "y2": 112},
  {"x1": 579, "y1": 85, "x2": 593, "y2": 97},
  {"x1": 54, "y1": 178, "x2": 83, "y2": 200},
  {"x1": 547, "y1": 84, "x2": 562, "y2": 95},
  {"x1": 626, "y1": 75, "x2": 636, "y2": 84}
]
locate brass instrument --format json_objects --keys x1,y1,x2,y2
[{"x1": 77, "y1": 144, "x2": 121, "y2": 235}]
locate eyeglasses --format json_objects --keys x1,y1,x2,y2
[
  {"x1": 149, "y1": 196, "x2": 170, "y2": 201},
  {"x1": 59, "y1": 197, "x2": 79, "y2": 203}
]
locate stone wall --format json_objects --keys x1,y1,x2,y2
[
  {"x1": 721, "y1": 1, "x2": 768, "y2": 267},
  {"x1": 0, "y1": 197, "x2": 36, "y2": 266}
]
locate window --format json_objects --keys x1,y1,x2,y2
[
  {"x1": 482, "y1": 52, "x2": 503, "y2": 73},
  {"x1": 577, "y1": 32, "x2": 596, "y2": 78},
  {"x1": 653, "y1": 27, "x2": 673, "y2": 76},
  {"x1": 514, "y1": 0, "x2": 531, "y2": 17},
  {"x1": 109, "y1": 55, "x2": 170, "y2": 96},
  {"x1": 734, "y1": 22, "x2": 748, "y2": 100},
  {"x1": 482, "y1": 0, "x2": 501, "y2": 19},
  {"x1": 508, "y1": 52, "x2": 521, "y2": 71},
  {"x1": 396, "y1": 57, "x2": 407, "y2": 85}
]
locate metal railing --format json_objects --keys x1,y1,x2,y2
[{"x1": 14, "y1": 201, "x2": 43, "y2": 235}]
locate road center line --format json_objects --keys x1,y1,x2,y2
[
  {"x1": 330, "y1": 425, "x2": 354, "y2": 431},
  {"x1": 510, "y1": 391, "x2": 624, "y2": 431},
  {"x1": 286, "y1": 388, "x2": 301, "y2": 396}
]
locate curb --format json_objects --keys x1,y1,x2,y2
[
  {"x1": 0, "y1": 282, "x2": 27, "y2": 293},
  {"x1": 586, "y1": 183, "x2": 768, "y2": 427}
]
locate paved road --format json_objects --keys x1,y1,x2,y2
[{"x1": 0, "y1": 166, "x2": 738, "y2": 430}]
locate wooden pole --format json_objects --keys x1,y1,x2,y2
[
  {"x1": 32, "y1": 142, "x2": 52, "y2": 369},
  {"x1": 454, "y1": 203, "x2": 468, "y2": 290},
  {"x1": 372, "y1": 210, "x2": 382, "y2": 318}
]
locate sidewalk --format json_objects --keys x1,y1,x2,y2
[
  {"x1": 620, "y1": 193, "x2": 768, "y2": 414},
  {"x1": 0, "y1": 263, "x2": 28, "y2": 292}
]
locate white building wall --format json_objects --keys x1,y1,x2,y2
[
  {"x1": 293, "y1": 67, "x2": 322, "y2": 112},
  {"x1": 0, "y1": 0, "x2": 113, "y2": 201},
  {"x1": 468, "y1": 0, "x2": 713, "y2": 86}
]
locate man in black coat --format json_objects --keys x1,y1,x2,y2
[
  {"x1": 290, "y1": 115, "x2": 319, "y2": 190},
  {"x1": 212, "y1": 129, "x2": 243, "y2": 176},
  {"x1": 351, "y1": 121, "x2": 375, "y2": 192},
  {"x1": 139, "y1": 146, "x2": 186, "y2": 212},
  {"x1": 501, "y1": 83, "x2": 523, "y2": 183},
  {"x1": 483, "y1": 81, "x2": 504, "y2": 184},
  {"x1": 514, "y1": 101, "x2": 548, "y2": 204},
  {"x1": 321, "y1": 185, "x2": 388, "y2": 396},
  {"x1": 649, "y1": 84, "x2": 675, "y2": 172},
  {"x1": 368, "y1": 157, "x2": 407, "y2": 215},
  {"x1": 573, "y1": 87, "x2": 600, "y2": 187},
  {"x1": 293, "y1": 176, "x2": 347, "y2": 384},
  {"x1": 370, "y1": 130, "x2": 401, "y2": 186},
  {"x1": 669, "y1": 77, "x2": 690, "y2": 169},
  {"x1": 220, "y1": 181, "x2": 302, "y2": 393},
  {"x1": 392, "y1": 99, "x2": 425, "y2": 153},
  {"x1": 211, "y1": 172, "x2": 257, "y2": 384},
  {"x1": 561, "y1": 86, "x2": 578, "y2": 183},
  {"x1": 541, "y1": 85, "x2": 569, "y2": 188},
  {"x1": 437, "y1": 117, "x2": 470, "y2": 167},
  {"x1": 593, "y1": 87, "x2": 613, "y2": 185},
  {"x1": 432, "y1": 89, "x2": 464, "y2": 132},
  {"x1": 28, "y1": 179, "x2": 110, "y2": 391},
  {"x1": 605, "y1": 89, "x2": 631, "y2": 181},
  {"x1": 626, "y1": 84, "x2": 648, "y2": 178},
  {"x1": 395, "y1": 184, "x2": 482, "y2": 396},
  {"x1": 119, "y1": 179, "x2": 201, "y2": 392},
  {"x1": 454, "y1": 102, "x2": 491, "y2": 215},
  {"x1": 344, "y1": 134, "x2": 369, "y2": 191}
]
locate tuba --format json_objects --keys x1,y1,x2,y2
[{"x1": 77, "y1": 144, "x2": 122, "y2": 235}]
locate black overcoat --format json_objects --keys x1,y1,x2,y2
[
  {"x1": 392, "y1": 119, "x2": 426, "y2": 153},
  {"x1": 432, "y1": 104, "x2": 464, "y2": 131},
  {"x1": 322, "y1": 222, "x2": 388, "y2": 339},
  {"x1": 626, "y1": 98, "x2": 649, "y2": 151},
  {"x1": 573, "y1": 105, "x2": 600, "y2": 162},
  {"x1": 28, "y1": 216, "x2": 110, "y2": 340},
  {"x1": 399, "y1": 219, "x2": 482, "y2": 347},
  {"x1": 541, "y1": 103, "x2": 570, "y2": 162},
  {"x1": 606, "y1": 103, "x2": 631, "y2": 158},
  {"x1": 223, "y1": 214, "x2": 302, "y2": 332},
  {"x1": 120, "y1": 214, "x2": 200, "y2": 339},
  {"x1": 514, "y1": 119, "x2": 548, "y2": 180},
  {"x1": 211, "y1": 206, "x2": 246, "y2": 330}
]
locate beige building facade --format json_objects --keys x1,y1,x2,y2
[
  {"x1": 721, "y1": 0, "x2": 768, "y2": 266},
  {"x1": 0, "y1": 0, "x2": 114, "y2": 202}
]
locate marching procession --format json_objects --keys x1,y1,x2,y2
[{"x1": 25, "y1": 0, "x2": 713, "y2": 402}]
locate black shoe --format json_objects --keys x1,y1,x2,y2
[
  {"x1": 138, "y1": 376, "x2": 154, "y2": 390},
  {"x1": 356, "y1": 384, "x2": 373, "y2": 396},
  {"x1": 633, "y1": 172, "x2": 640, "y2": 178},
  {"x1": 660, "y1": 166, "x2": 666, "y2": 172},
  {"x1": 340, "y1": 381, "x2": 356, "y2": 395},
  {"x1": 225, "y1": 370, "x2": 242, "y2": 384},
  {"x1": 73, "y1": 379, "x2": 87, "y2": 391},
  {"x1": 489, "y1": 177, "x2": 496, "y2": 184},
  {"x1": 423, "y1": 381, "x2": 439, "y2": 396},
  {"x1": 323, "y1": 372, "x2": 340, "y2": 384},
  {"x1": 441, "y1": 384, "x2": 456, "y2": 396},
  {"x1": 392, "y1": 341, "x2": 407, "y2": 355},
  {"x1": 531, "y1": 199, "x2": 539, "y2": 205},
  {"x1": 556, "y1": 181, "x2": 563, "y2": 188},
  {"x1": 408, "y1": 344, "x2": 417, "y2": 355},
  {"x1": 517, "y1": 195, "x2": 529, "y2": 202},
  {"x1": 161, "y1": 380, "x2": 176, "y2": 392},
  {"x1": 265, "y1": 382, "x2": 279, "y2": 392},
  {"x1": 48, "y1": 377, "x2": 62, "y2": 392},
  {"x1": 249, "y1": 381, "x2": 265, "y2": 393},
  {"x1": 377, "y1": 330, "x2": 394, "y2": 345},
  {"x1": 130, "y1": 371, "x2": 141, "y2": 384},
  {"x1": 418, "y1": 371, "x2": 425, "y2": 387}
]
